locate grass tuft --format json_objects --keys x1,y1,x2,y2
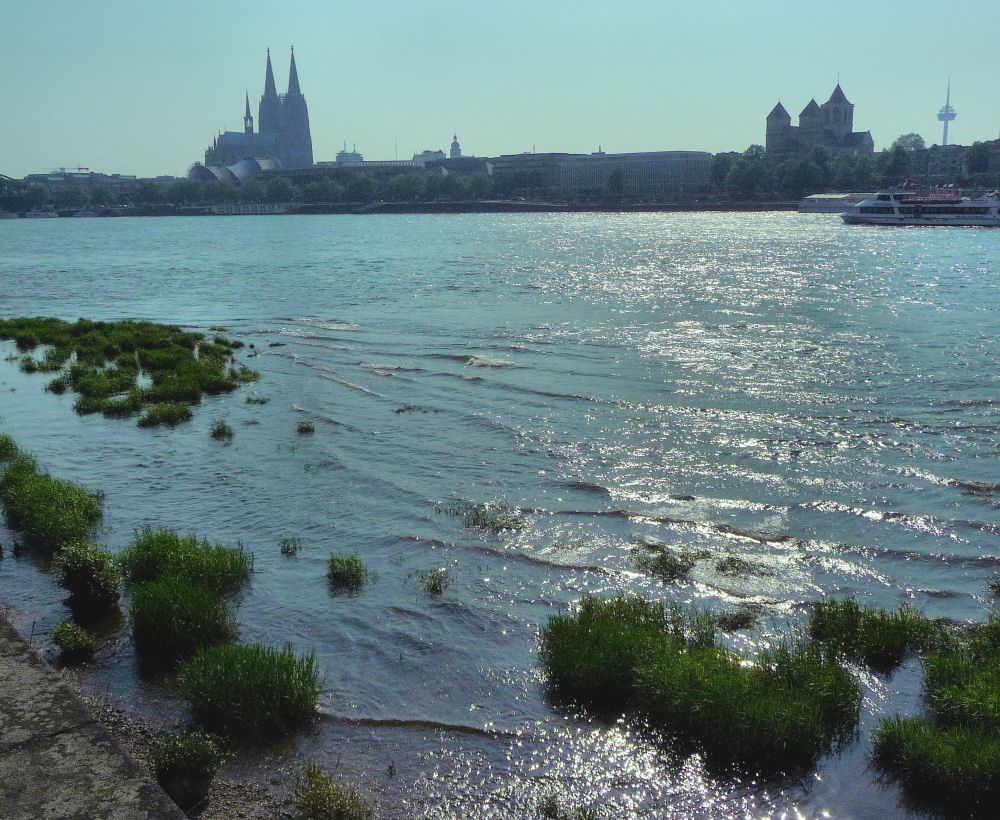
[
  {"x1": 120, "y1": 526, "x2": 252, "y2": 595},
  {"x1": 0, "y1": 434, "x2": 17, "y2": 462},
  {"x1": 138, "y1": 402, "x2": 193, "y2": 428},
  {"x1": 280, "y1": 537, "x2": 300, "y2": 556},
  {"x1": 150, "y1": 729, "x2": 221, "y2": 812},
  {"x1": 294, "y1": 763, "x2": 374, "y2": 820},
  {"x1": 54, "y1": 540, "x2": 121, "y2": 614},
  {"x1": 178, "y1": 643, "x2": 321, "y2": 740},
  {"x1": 634, "y1": 545, "x2": 709, "y2": 581},
  {"x1": 129, "y1": 576, "x2": 235, "y2": 670},
  {"x1": 327, "y1": 552, "x2": 365, "y2": 591},
  {"x1": 436, "y1": 500, "x2": 528, "y2": 532},
  {"x1": 297, "y1": 420, "x2": 316, "y2": 434},
  {"x1": 51, "y1": 620, "x2": 98, "y2": 661},
  {"x1": 540, "y1": 596, "x2": 859, "y2": 773},
  {"x1": 419, "y1": 567, "x2": 450, "y2": 595},
  {"x1": 808, "y1": 598, "x2": 942, "y2": 673},
  {"x1": 0, "y1": 454, "x2": 103, "y2": 552},
  {"x1": 871, "y1": 717, "x2": 1000, "y2": 816},
  {"x1": 210, "y1": 419, "x2": 233, "y2": 440}
]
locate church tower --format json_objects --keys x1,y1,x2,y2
[
  {"x1": 821, "y1": 84, "x2": 854, "y2": 141},
  {"x1": 450, "y1": 134, "x2": 462, "y2": 159},
  {"x1": 765, "y1": 102, "x2": 791, "y2": 154},
  {"x1": 278, "y1": 47, "x2": 313, "y2": 168},
  {"x1": 258, "y1": 49, "x2": 281, "y2": 136}
]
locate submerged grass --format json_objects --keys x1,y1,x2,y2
[
  {"x1": 178, "y1": 643, "x2": 321, "y2": 740},
  {"x1": 634, "y1": 545, "x2": 709, "y2": 581},
  {"x1": 436, "y1": 500, "x2": 528, "y2": 532},
  {"x1": 120, "y1": 526, "x2": 252, "y2": 595},
  {"x1": 0, "y1": 454, "x2": 103, "y2": 552},
  {"x1": 540, "y1": 596, "x2": 859, "y2": 773}
]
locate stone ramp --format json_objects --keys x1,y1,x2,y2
[{"x1": 0, "y1": 617, "x2": 185, "y2": 820}]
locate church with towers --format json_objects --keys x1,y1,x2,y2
[
  {"x1": 202, "y1": 48, "x2": 313, "y2": 171},
  {"x1": 766, "y1": 84, "x2": 874, "y2": 159}
]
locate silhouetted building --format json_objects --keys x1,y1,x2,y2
[
  {"x1": 766, "y1": 84, "x2": 874, "y2": 158},
  {"x1": 195, "y1": 48, "x2": 313, "y2": 178}
]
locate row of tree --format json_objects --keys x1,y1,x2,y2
[
  {"x1": 714, "y1": 137, "x2": 997, "y2": 200},
  {"x1": 2, "y1": 137, "x2": 995, "y2": 212}
]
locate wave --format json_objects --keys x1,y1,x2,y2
[
  {"x1": 320, "y1": 713, "x2": 518, "y2": 738},
  {"x1": 429, "y1": 353, "x2": 515, "y2": 368}
]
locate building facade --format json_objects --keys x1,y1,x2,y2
[
  {"x1": 766, "y1": 84, "x2": 874, "y2": 158},
  {"x1": 490, "y1": 150, "x2": 713, "y2": 200},
  {"x1": 195, "y1": 48, "x2": 313, "y2": 178}
]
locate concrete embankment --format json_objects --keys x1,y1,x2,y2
[{"x1": 0, "y1": 615, "x2": 184, "y2": 820}]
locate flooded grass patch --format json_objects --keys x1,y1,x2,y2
[
  {"x1": 121, "y1": 526, "x2": 252, "y2": 595},
  {"x1": 280, "y1": 537, "x2": 300, "y2": 556},
  {"x1": 419, "y1": 567, "x2": 451, "y2": 595},
  {"x1": 871, "y1": 718, "x2": 1000, "y2": 817},
  {"x1": 808, "y1": 598, "x2": 942, "y2": 673},
  {"x1": 150, "y1": 729, "x2": 221, "y2": 812},
  {"x1": 540, "y1": 596, "x2": 859, "y2": 773},
  {"x1": 51, "y1": 619, "x2": 98, "y2": 662},
  {"x1": 178, "y1": 643, "x2": 321, "y2": 740},
  {"x1": 0, "y1": 317, "x2": 257, "y2": 427},
  {"x1": 137, "y1": 402, "x2": 193, "y2": 428},
  {"x1": 0, "y1": 453, "x2": 103, "y2": 552},
  {"x1": 715, "y1": 555, "x2": 773, "y2": 577},
  {"x1": 327, "y1": 552, "x2": 365, "y2": 591},
  {"x1": 210, "y1": 419, "x2": 234, "y2": 440},
  {"x1": 129, "y1": 575, "x2": 236, "y2": 670},
  {"x1": 297, "y1": 419, "x2": 316, "y2": 434},
  {"x1": 633, "y1": 544, "x2": 709, "y2": 581},
  {"x1": 436, "y1": 500, "x2": 528, "y2": 532},
  {"x1": 294, "y1": 763, "x2": 374, "y2": 820},
  {"x1": 54, "y1": 540, "x2": 121, "y2": 615},
  {"x1": 0, "y1": 434, "x2": 17, "y2": 461}
]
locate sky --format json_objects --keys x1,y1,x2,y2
[{"x1": 3, "y1": 0, "x2": 999, "y2": 178}]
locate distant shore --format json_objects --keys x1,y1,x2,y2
[{"x1": 5, "y1": 200, "x2": 800, "y2": 219}]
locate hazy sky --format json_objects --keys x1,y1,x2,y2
[{"x1": 3, "y1": 1, "x2": 999, "y2": 178}]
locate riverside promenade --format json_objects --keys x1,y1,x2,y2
[{"x1": 0, "y1": 615, "x2": 184, "y2": 820}]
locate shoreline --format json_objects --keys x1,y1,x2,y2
[{"x1": 6, "y1": 200, "x2": 801, "y2": 219}]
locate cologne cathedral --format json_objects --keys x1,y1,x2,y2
[{"x1": 200, "y1": 48, "x2": 313, "y2": 171}]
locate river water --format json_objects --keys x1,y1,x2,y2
[{"x1": 1, "y1": 213, "x2": 998, "y2": 818}]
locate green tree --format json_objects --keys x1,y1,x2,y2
[
  {"x1": 967, "y1": 141, "x2": 991, "y2": 176},
  {"x1": 264, "y1": 176, "x2": 296, "y2": 202},
  {"x1": 345, "y1": 173, "x2": 376, "y2": 202},
  {"x1": 710, "y1": 152, "x2": 739, "y2": 190},
  {"x1": 605, "y1": 167, "x2": 625, "y2": 201},
  {"x1": 891, "y1": 133, "x2": 925, "y2": 152},
  {"x1": 468, "y1": 173, "x2": 493, "y2": 200}
]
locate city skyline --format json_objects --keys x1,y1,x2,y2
[{"x1": 3, "y1": 0, "x2": 1000, "y2": 179}]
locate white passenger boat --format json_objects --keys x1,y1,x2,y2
[{"x1": 841, "y1": 191, "x2": 1000, "y2": 226}]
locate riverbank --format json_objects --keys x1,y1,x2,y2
[
  {"x1": 0, "y1": 611, "x2": 185, "y2": 819},
  {"x1": 4, "y1": 199, "x2": 800, "y2": 218}
]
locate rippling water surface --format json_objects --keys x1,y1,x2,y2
[{"x1": 1, "y1": 213, "x2": 998, "y2": 817}]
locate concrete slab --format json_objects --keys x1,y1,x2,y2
[{"x1": 0, "y1": 617, "x2": 185, "y2": 819}]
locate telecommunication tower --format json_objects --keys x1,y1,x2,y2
[{"x1": 937, "y1": 79, "x2": 957, "y2": 146}]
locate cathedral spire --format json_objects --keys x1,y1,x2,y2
[
  {"x1": 244, "y1": 90, "x2": 254, "y2": 135},
  {"x1": 287, "y1": 46, "x2": 301, "y2": 97},
  {"x1": 263, "y1": 48, "x2": 278, "y2": 100}
]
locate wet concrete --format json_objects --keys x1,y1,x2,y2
[{"x1": 0, "y1": 615, "x2": 184, "y2": 820}]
